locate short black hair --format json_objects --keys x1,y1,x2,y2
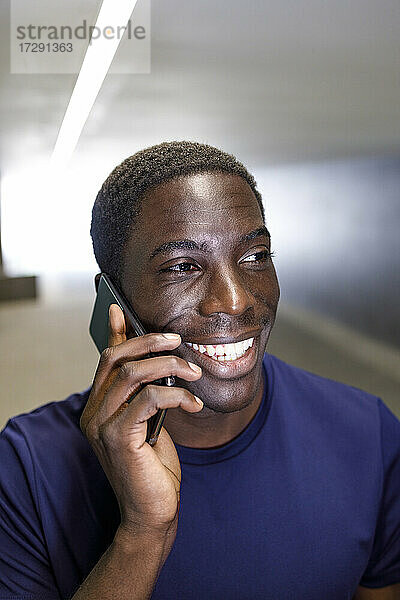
[{"x1": 91, "y1": 140, "x2": 264, "y2": 286}]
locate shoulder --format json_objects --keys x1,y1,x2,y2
[
  {"x1": 0, "y1": 388, "x2": 93, "y2": 471},
  {"x1": 0, "y1": 389, "x2": 117, "y2": 598},
  {"x1": 263, "y1": 353, "x2": 400, "y2": 461},
  {"x1": 2, "y1": 388, "x2": 90, "y2": 434},
  {"x1": 0, "y1": 387, "x2": 107, "y2": 527},
  {"x1": 266, "y1": 352, "x2": 380, "y2": 400},
  {"x1": 265, "y1": 352, "x2": 382, "y2": 417},
  {"x1": 264, "y1": 353, "x2": 400, "y2": 510}
]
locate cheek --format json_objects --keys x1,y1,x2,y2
[
  {"x1": 140, "y1": 271, "x2": 208, "y2": 322},
  {"x1": 132, "y1": 283, "x2": 198, "y2": 330},
  {"x1": 270, "y1": 275, "x2": 280, "y2": 306},
  {"x1": 245, "y1": 267, "x2": 280, "y2": 305}
]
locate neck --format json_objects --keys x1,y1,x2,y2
[{"x1": 163, "y1": 379, "x2": 264, "y2": 449}]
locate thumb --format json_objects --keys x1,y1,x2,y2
[{"x1": 108, "y1": 304, "x2": 126, "y2": 347}]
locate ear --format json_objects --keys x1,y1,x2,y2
[{"x1": 94, "y1": 273, "x2": 102, "y2": 292}]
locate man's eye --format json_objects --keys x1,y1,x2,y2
[
  {"x1": 162, "y1": 262, "x2": 199, "y2": 273},
  {"x1": 241, "y1": 250, "x2": 275, "y2": 263}
]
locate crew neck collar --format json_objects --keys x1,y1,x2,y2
[{"x1": 175, "y1": 353, "x2": 274, "y2": 465}]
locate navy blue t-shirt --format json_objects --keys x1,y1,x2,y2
[{"x1": 1, "y1": 353, "x2": 400, "y2": 599}]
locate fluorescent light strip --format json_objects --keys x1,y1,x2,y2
[{"x1": 51, "y1": 0, "x2": 139, "y2": 167}]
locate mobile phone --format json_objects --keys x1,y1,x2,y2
[{"x1": 89, "y1": 273, "x2": 174, "y2": 446}]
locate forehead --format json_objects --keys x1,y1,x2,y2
[{"x1": 130, "y1": 171, "x2": 263, "y2": 248}]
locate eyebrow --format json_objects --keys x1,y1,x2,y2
[
  {"x1": 149, "y1": 226, "x2": 271, "y2": 259},
  {"x1": 239, "y1": 226, "x2": 270, "y2": 243}
]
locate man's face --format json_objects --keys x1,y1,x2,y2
[{"x1": 121, "y1": 171, "x2": 280, "y2": 414}]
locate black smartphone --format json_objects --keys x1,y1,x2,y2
[{"x1": 89, "y1": 273, "x2": 174, "y2": 446}]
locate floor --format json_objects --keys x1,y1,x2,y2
[{"x1": 1, "y1": 274, "x2": 399, "y2": 430}]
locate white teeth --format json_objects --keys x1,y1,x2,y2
[
  {"x1": 185, "y1": 337, "x2": 255, "y2": 362},
  {"x1": 234, "y1": 341, "x2": 243, "y2": 355}
]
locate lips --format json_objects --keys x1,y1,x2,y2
[
  {"x1": 180, "y1": 333, "x2": 260, "y2": 380},
  {"x1": 185, "y1": 337, "x2": 254, "y2": 362}
]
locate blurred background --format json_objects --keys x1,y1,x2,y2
[{"x1": 0, "y1": 0, "x2": 399, "y2": 429}]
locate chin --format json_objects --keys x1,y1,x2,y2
[
  {"x1": 189, "y1": 367, "x2": 264, "y2": 415},
  {"x1": 202, "y1": 396, "x2": 253, "y2": 414}
]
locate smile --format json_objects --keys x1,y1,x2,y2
[{"x1": 184, "y1": 338, "x2": 254, "y2": 362}]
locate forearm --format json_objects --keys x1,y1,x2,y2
[
  {"x1": 353, "y1": 583, "x2": 400, "y2": 599},
  {"x1": 70, "y1": 525, "x2": 176, "y2": 600}
]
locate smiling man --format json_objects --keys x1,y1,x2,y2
[
  {"x1": 1, "y1": 141, "x2": 400, "y2": 600},
  {"x1": 118, "y1": 168, "x2": 279, "y2": 449}
]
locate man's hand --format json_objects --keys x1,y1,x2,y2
[{"x1": 80, "y1": 304, "x2": 203, "y2": 538}]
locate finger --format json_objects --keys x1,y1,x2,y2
[
  {"x1": 82, "y1": 347, "x2": 195, "y2": 432},
  {"x1": 108, "y1": 304, "x2": 126, "y2": 347},
  {"x1": 98, "y1": 385, "x2": 203, "y2": 448},
  {"x1": 94, "y1": 355, "x2": 202, "y2": 426},
  {"x1": 120, "y1": 355, "x2": 202, "y2": 384},
  {"x1": 92, "y1": 332, "x2": 182, "y2": 396},
  {"x1": 105, "y1": 331, "x2": 182, "y2": 366}
]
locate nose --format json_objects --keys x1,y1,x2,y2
[{"x1": 198, "y1": 264, "x2": 255, "y2": 317}]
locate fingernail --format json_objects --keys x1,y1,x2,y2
[
  {"x1": 188, "y1": 362, "x2": 202, "y2": 374},
  {"x1": 162, "y1": 333, "x2": 181, "y2": 340},
  {"x1": 194, "y1": 396, "x2": 203, "y2": 407}
]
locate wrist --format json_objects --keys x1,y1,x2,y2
[{"x1": 114, "y1": 522, "x2": 175, "y2": 556}]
